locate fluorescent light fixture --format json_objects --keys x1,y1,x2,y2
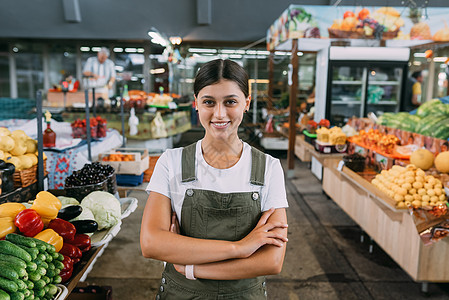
[
  {"x1": 80, "y1": 47, "x2": 90, "y2": 52},
  {"x1": 91, "y1": 47, "x2": 101, "y2": 52},
  {"x1": 249, "y1": 79, "x2": 270, "y2": 84},
  {"x1": 434, "y1": 57, "x2": 448, "y2": 62},
  {"x1": 229, "y1": 54, "x2": 243, "y2": 59},
  {"x1": 148, "y1": 31, "x2": 161, "y2": 39},
  {"x1": 125, "y1": 48, "x2": 137, "y2": 53},
  {"x1": 188, "y1": 48, "x2": 217, "y2": 53},
  {"x1": 137, "y1": 48, "x2": 145, "y2": 53},
  {"x1": 257, "y1": 50, "x2": 270, "y2": 55},
  {"x1": 413, "y1": 61, "x2": 422, "y2": 66},
  {"x1": 115, "y1": 66, "x2": 124, "y2": 72},
  {"x1": 235, "y1": 50, "x2": 246, "y2": 55},
  {"x1": 131, "y1": 76, "x2": 138, "y2": 81},
  {"x1": 221, "y1": 49, "x2": 236, "y2": 54},
  {"x1": 151, "y1": 37, "x2": 167, "y2": 47},
  {"x1": 113, "y1": 47, "x2": 123, "y2": 53},
  {"x1": 246, "y1": 50, "x2": 257, "y2": 55},
  {"x1": 184, "y1": 78, "x2": 195, "y2": 83},
  {"x1": 275, "y1": 51, "x2": 289, "y2": 56},
  {"x1": 297, "y1": 52, "x2": 303, "y2": 56},
  {"x1": 414, "y1": 53, "x2": 426, "y2": 57},
  {"x1": 150, "y1": 68, "x2": 165, "y2": 74}
]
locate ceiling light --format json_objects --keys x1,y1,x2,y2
[
  {"x1": 125, "y1": 48, "x2": 137, "y2": 53},
  {"x1": 169, "y1": 36, "x2": 182, "y2": 45},
  {"x1": 80, "y1": 47, "x2": 90, "y2": 52},
  {"x1": 434, "y1": 57, "x2": 448, "y2": 62},
  {"x1": 188, "y1": 48, "x2": 217, "y2": 53},
  {"x1": 414, "y1": 53, "x2": 426, "y2": 57},
  {"x1": 150, "y1": 68, "x2": 165, "y2": 74},
  {"x1": 91, "y1": 47, "x2": 101, "y2": 52},
  {"x1": 137, "y1": 48, "x2": 145, "y2": 53},
  {"x1": 113, "y1": 48, "x2": 124, "y2": 53}
]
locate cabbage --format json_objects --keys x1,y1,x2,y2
[
  {"x1": 57, "y1": 196, "x2": 80, "y2": 206},
  {"x1": 81, "y1": 191, "x2": 121, "y2": 230}
]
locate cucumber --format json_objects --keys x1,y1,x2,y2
[
  {"x1": 0, "y1": 262, "x2": 19, "y2": 280},
  {"x1": 5, "y1": 234, "x2": 36, "y2": 249},
  {"x1": 14, "y1": 280, "x2": 26, "y2": 291},
  {"x1": 36, "y1": 254, "x2": 46, "y2": 263},
  {"x1": 45, "y1": 270, "x2": 56, "y2": 279},
  {"x1": 43, "y1": 286, "x2": 49, "y2": 294},
  {"x1": 52, "y1": 276, "x2": 61, "y2": 284},
  {"x1": 0, "y1": 254, "x2": 27, "y2": 269},
  {"x1": 33, "y1": 279, "x2": 46, "y2": 291},
  {"x1": 0, "y1": 289, "x2": 9, "y2": 300},
  {"x1": 46, "y1": 263, "x2": 55, "y2": 271},
  {"x1": 9, "y1": 292, "x2": 24, "y2": 300},
  {"x1": 16, "y1": 246, "x2": 38, "y2": 261},
  {"x1": 28, "y1": 271, "x2": 41, "y2": 282},
  {"x1": 56, "y1": 254, "x2": 63, "y2": 262},
  {"x1": 50, "y1": 252, "x2": 59, "y2": 261},
  {"x1": 33, "y1": 288, "x2": 45, "y2": 298},
  {"x1": 41, "y1": 276, "x2": 50, "y2": 285},
  {"x1": 22, "y1": 290, "x2": 30, "y2": 298},
  {"x1": 53, "y1": 261, "x2": 64, "y2": 271},
  {"x1": 36, "y1": 267, "x2": 46, "y2": 277},
  {"x1": 46, "y1": 284, "x2": 57, "y2": 296},
  {"x1": 0, "y1": 277, "x2": 18, "y2": 293},
  {"x1": 26, "y1": 262, "x2": 37, "y2": 273},
  {"x1": 34, "y1": 261, "x2": 47, "y2": 270},
  {"x1": 29, "y1": 239, "x2": 54, "y2": 254},
  {"x1": 0, "y1": 241, "x2": 32, "y2": 262},
  {"x1": 24, "y1": 295, "x2": 34, "y2": 300},
  {"x1": 44, "y1": 253, "x2": 52, "y2": 263},
  {"x1": 0, "y1": 261, "x2": 27, "y2": 278},
  {"x1": 24, "y1": 280, "x2": 33, "y2": 290}
]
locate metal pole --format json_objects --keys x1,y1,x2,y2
[
  {"x1": 120, "y1": 88, "x2": 126, "y2": 147},
  {"x1": 287, "y1": 39, "x2": 299, "y2": 178},
  {"x1": 267, "y1": 50, "x2": 274, "y2": 111},
  {"x1": 36, "y1": 91, "x2": 44, "y2": 191},
  {"x1": 252, "y1": 58, "x2": 258, "y2": 124},
  {"x1": 85, "y1": 89, "x2": 92, "y2": 161},
  {"x1": 92, "y1": 87, "x2": 96, "y2": 117}
]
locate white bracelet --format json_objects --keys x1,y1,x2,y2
[{"x1": 185, "y1": 265, "x2": 196, "y2": 280}]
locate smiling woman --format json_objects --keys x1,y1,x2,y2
[{"x1": 141, "y1": 59, "x2": 289, "y2": 300}]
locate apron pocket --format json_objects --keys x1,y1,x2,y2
[{"x1": 201, "y1": 206, "x2": 252, "y2": 241}]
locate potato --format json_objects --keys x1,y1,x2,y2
[
  {"x1": 401, "y1": 183, "x2": 412, "y2": 190},
  {"x1": 372, "y1": 179, "x2": 379, "y2": 186},
  {"x1": 405, "y1": 177, "x2": 415, "y2": 184},
  {"x1": 416, "y1": 169, "x2": 426, "y2": 177},
  {"x1": 421, "y1": 195, "x2": 430, "y2": 202},
  {"x1": 413, "y1": 194, "x2": 422, "y2": 201},
  {"x1": 412, "y1": 200, "x2": 422, "y2": 207},
  {"x1": 397, "y1": 188, "x2": 407, "y2": 196},
  {"x1": 435, "y1": 183, "x2": 443, "y2": 189},
  {"x1": 409, "y1": 188, "x2": 417, "y2": 195},
  {"x1": 415, "y1": 176, "x2": 425, "y2": 183},
  {"x1": 394, "y1": 194, "x2": 404, "y2": 202},
  {"x1": 430, "y1": 196, "x2": 439, "y2": 203},
  {"x1": 404, "y1": 195, "x2": 414, "y2": 202},
  {"x1": 421, "y1": 201, "x2": 430, "y2": 207},
  {"x1": 424, "y1": 183, "x2": 433, "y2": 190},
  {"x1": 397, "y1": 201, "x2": 407, "y2": 208},
  {"x1": 388, "y1": 191, "x2": 395, "y2": 198},
  {"x1": 427, "y1": 177, "x2": 436, "y2": 185},
  {"x1": 436, "y1": 201, "x2": 446, "y2": 206},
  {"x1": 381, "y1": 170, "x2": 389, "y2": 176},
  {"x1": 405, "y1": 201, "x2": 412, "y2": 206},
  {"x1": 413, "y1": 182, "x2": 424, "y2": 189},
  {"x1": 439, "y1": 194, "x2": 447, "y2": 201},
  {"x1": 405, "y1": 164, "x2": 416, "y2": 171},
  {"x1": 418, "y1": 188, "x2": 426, "y2": 195},
  {"x1": 405, "y1": 171, "x2": 415, "y2": 177},
  {"x1": 427, "y1": 189, "x2": 436, "y2": 197},
  {"x1": 434, "y1": 188, "x2": 443, "y2": 196}
]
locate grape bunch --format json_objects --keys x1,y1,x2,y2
[
  {"x1": 357, "y1": 18, "x2": 385, "y2": 39},
  {"x1": 65, "y1": 162, "x2": 115, "y2": 187}
]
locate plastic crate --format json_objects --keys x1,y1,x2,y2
[
  {"x1": 116, "y1": 173, "x2": 144, "y2": 186},
  {"x1": 0, "y1": 98, "x2": 36, "y2": 120}
]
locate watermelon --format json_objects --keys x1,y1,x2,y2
[{"x1": 416, "y1": 99, "x2": 441, "y2": 118}]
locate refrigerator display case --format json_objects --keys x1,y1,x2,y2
[{"x1": 325, "y1": 47, "x2": 410, "y2": 126}]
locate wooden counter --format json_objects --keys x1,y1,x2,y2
[
  {"x1": 294, "y1": 134, "x2": 346, "y2": 166},
  {"x1": 322, "y1": 160, "x2": 449, "y2": 282}
]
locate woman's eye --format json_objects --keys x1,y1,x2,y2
[
  {"x1": 225, "y1": 99, "x2": 237, "y2": 105},
  {"x1": 203, "y1": 100, "x2": 214, "y2": 105}
]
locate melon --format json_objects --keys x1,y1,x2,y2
[
  {"x1": 410, "y1": 149, "x2": 434, "y2": 170},
  {"x1": 435, "y1": 151, "x2": 449, "y2": 173}
]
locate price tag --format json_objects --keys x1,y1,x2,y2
[
  {"x1": 337, "y1": 160, "x2": 345, "y2": 171},
  {"x1": 168, "y1": 102, "x2": 178, "y2": 109}
]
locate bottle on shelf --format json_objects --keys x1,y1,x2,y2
[{"x1": 43, "y1": 110, "x2": 56, "y2": 148}]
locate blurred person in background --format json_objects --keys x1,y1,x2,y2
[
  {"x1": 83, "y1": 47, "x2": 116, "y2": 98},
  {"x1": 403, "y1": 71, "x2": 423, "y2": 112}
]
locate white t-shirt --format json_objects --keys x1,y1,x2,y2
[{"x1": 146, "y1": 140, "x2": 288, "y2": 223}]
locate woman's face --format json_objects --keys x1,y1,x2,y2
[{"x1": 195, "y1": 79, "x2": 250, "y2": 141}]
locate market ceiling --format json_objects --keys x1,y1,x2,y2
[{"x1": 1, "y1": 0, "x2": 448, "y2": 46}]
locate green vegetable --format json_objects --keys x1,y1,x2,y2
[
  {"x1": 50, "y1": 252, "x2": 59, "y2": 261},
  {"x1": 36, "y1": 254, "x2": 46, "y2": 263},
  {"x1": 0, "y1": 262, "x2": 19, "y2": 280},
  {"x1": 0, "y1": 277, "x2": 18, "y2": 293},
  {"x1": 28, "y1": 271, "x2": 41, "y2": 282},
  {"x1": 52, "y1": 276, "x2": 61, "y2": 284},
  {"x1": 53, "y1": 261, "x2": 64, "y2": 271},
  {"x1": 26, "y1": 262, "x2": 37, "y2": 273},
  {"x1": 0, "y1": 254, "x2": 27, "y2": 269},
  {"x1": 14, "y1": 280, "x2": 26, "y2": 291},
  {"x1": 45, "y1": 270, "x2": 56, "y2": 279},
  {"x1": 0, "y1": 261, "x2": 27, "y2": 278},
  {"x1": 9, "y1": 292, "x2": 24, "y2": 300},
  {"x1": 56, "y1": 254, "x2": 63, "y2": 262},
  {"x1": 24, "y1": 280, "x2": 33, "y2": 290},
  {"x1": 16, "y1": 246, "x2": 38, "y2": 261},
  {"x1": 41, "y1": 276, "x2": 50, "y2": 286},
  {"x1": 0, "y1": 241, "x2": 32, "y2": 262},
  {"x1": 36, "y1": 267, "x2": 46, "y2": 277},
  {"x1": 24, "y1": 294, "x2": 34, "y2": 300},
  {"x1": 44, "y1": 253, "x2": 52, "y2": 263},
  {"x1": 33, "y1": 287, "x2": 45, "y2": 298},
  {"x1": 5, "y1": 234, "x2": 36, "y2": 249},
  {"x1": 0, "y1": 289, "x2": 10, "y2": 300},
  {"x1": 46, "y1": 284, "x2": 57, "y2": 296}
]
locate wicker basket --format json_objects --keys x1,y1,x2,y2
[
  {"x1": 13, "y1": 160, "x2": 48, "y2": 188},
  {"x1": 328, "y1": 28, "x2": 399, "y2": 40}
]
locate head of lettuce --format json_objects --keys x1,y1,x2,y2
[{"x1": 81, "y1": 191, "x2": 121, "y2": 230}]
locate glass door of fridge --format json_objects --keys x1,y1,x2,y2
[
  {"x1": 366, "y1": 66, "x2": 403, "y2": 117},
  {"x1": 329, "y1": 65, "x2": 367, "y2": 126}
]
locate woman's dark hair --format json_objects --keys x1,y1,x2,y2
[
  {"x1": 194, "y1": 59, "x2": 249, "y2": 98},
  {"x1": 411, "y1": 71, "x2": 422, "y2": 79}
]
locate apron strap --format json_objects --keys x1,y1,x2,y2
[
  {"x1": 250, "y1": 147, "x2": 266, "y2": 186},
  {"x1": 181, "y1": 142, "x2": 197, "y2": 182}
]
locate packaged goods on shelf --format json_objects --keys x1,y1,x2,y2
[{"x1": 99, "y1": 148, "x2": 149, "y2": 175}]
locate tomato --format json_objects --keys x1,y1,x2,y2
[
  {"x1": 343, "y1": 11, "x2": 355, "y2": 19},
  {"x1": 358, "y1": 8, "x2": 370, "y2": 20}
]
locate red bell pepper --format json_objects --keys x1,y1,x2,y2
[
  {"x1": 48, "y1": 218, "x2": 76, "y2": 242},
  {"x1": 66, "y1": 234, "x2": 91, "y2": 252},
  {"x1": 14, "y1": 209, "x2": 44, "y2": 237},
  {"x1": 59, "y1": 243, "x2": 82, "y2": 259},
  {"x1": 59, "y1": 255, "x2": 74, "y2": 283}
]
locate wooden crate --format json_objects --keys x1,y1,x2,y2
[
  {"x1": 13, "y1": 160, "x2": 47, "y2": 188},
  {"x1": 143, "y1": 155, "x2": 161, "y2": 182}
]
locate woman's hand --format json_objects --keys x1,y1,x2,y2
[
  {"x1": 170, "y1": 211, "x2": 180, "y2": 234},
  {"x1": 234, "y1": 208, "x2": 288, "y2": 259},
  {"x1": 174, "y1": 264, "x2": 186, "y2": 275}
]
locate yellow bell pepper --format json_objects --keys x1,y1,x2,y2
[
  {"x1": 0, "y1": 217, "x2": 17, "y2": 239},
  {"x1": 0, "y1": 203, "x2": 26, "y2": 218},
  {"x1": 34, "y1": 229, "x2": 63, "y2": 252},
  {"x1": 30, "y1": 191, "x2": 62, "y2": 226}
]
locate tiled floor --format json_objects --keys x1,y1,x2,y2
[{"x1": 80, "y1": 130, "x2": 449, "y2": 299}]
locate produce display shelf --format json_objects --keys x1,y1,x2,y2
[
  {"x1": 294, "y1": 133, "x2": 346, "y2": 165},
  {"x1": 321, "y1": 159, "x2": 449, "y2": 283}
]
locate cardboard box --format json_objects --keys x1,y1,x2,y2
[{"x1": 99, "y1": 148, "x2": 149, "y2": 175}]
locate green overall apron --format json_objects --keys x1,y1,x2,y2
[{"x1": 156, "y1": 143, "x2": 268, "y2": 300}]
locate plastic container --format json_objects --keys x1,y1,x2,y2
[
  {"x1": 65, "y1": 180, "x2": 108, "y2": 201},
  {"x1": 343, "y1": 153, "x2": 366, "y2": 172}
]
